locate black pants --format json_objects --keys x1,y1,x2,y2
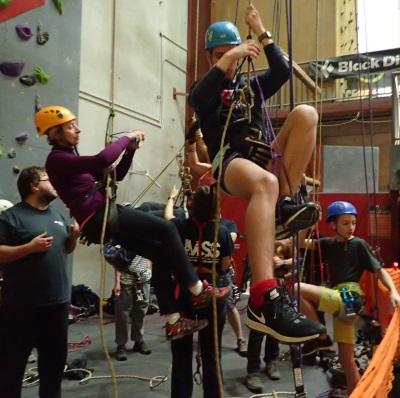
[
  {"x1": 247, "y1": 330, "x2": 280, "y2": 373},
  {"x1": 170, "y1": 292, "x2": 226, "y2": 398},
  {"x1": 83, "y1": 205, "x2": 199, "y2": 314},
  {"x1": 0, "y1": 302, "x2": 69, "y2": 398}
]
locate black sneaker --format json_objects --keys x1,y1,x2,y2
[
  {"x1": 302, "y1": 336, "x2": 334, "y2": 356},
  {"x1": 245, "y1": 287, "x2": 326, "y2": 343},
  {"x1": 275, "y1": 196, "x2": 320, "y2": 240}
]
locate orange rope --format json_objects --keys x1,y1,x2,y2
[{"x1": 350, "y1": 308, "x2": 400, "y2": 398}]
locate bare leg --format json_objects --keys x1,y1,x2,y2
[
  {"x1": 296, "y1": 283, "x2": 322, "y2": 319},
  {"x1": 224, "y1": 158, "x2": 278, "y2": 283},
  {"x1": 268, "y1": 105, "x2": 318, "y2": 196},
  {"x1": 223, "y1": 110, "x2": 324, "y2": 342},
  {"x1": 338, "y1": 342, "x2": 360, "y2": 393},
  {"x1": 296, "y1": 282, "x2": 328, "y2": 338},
  {"x1": 227, "y1": 306, "x2": 245, "y2": 340}
]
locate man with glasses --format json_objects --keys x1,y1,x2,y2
[{"x1": 0, "y1": 166, "x2": 80, "y2": 398}]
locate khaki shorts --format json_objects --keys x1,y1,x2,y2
[{"x1": 318, "y1": 287, "x2": 358, "y2": 344}]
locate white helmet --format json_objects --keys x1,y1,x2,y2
[{"x1": 0, "y1": 199, "x2": 13, "y2": 214}]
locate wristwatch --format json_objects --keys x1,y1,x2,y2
[{"x1": 258, "y1": 31, "x2": 272, "y2": 43}]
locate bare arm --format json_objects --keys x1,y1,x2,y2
[
  {"x1": 221, "y1": 256, "x2": 232, "y2": 272},
  {"x1": 164, "y1": 185, "x2": 179, "y2": 220},
  {"x1": 114, "y1": 130, "x2": 145, "y2": 181},
  {"x1": 299, "y1": 228, "x2": 314, "y2": 249},
  {"x1": 0, "y1": 232, "x2": 52, "y2": 263},
  {"x1": 376, "y1": 268, "x2": 400, "y2": 308},
  {"x1": 65, "y1": 222, "x2": 81, "y2": 254},
  {"x1": 187, "y1": 141, "x2": 212, "y2": 175},
  {"x1": 303, "y1": 175, "x2": 321, "y2": 188},
  {"x1": 113, "y1": 269, "x2": 121, "y2": 296}
]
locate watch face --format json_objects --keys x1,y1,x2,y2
[{"x1": 259, "y1": 31, "x2": 272, "y2": 42}]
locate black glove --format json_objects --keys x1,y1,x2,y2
[{"x1": 244, "y1": 136, "x2": 272, "y2": 168}]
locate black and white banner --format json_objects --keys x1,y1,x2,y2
[{"x1": 309, "y1": 48, "x2": 400, "y2": 80}]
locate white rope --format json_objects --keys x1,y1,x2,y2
[{"x1": 22, "y1": 367, "x2": 169, "y2": 390}]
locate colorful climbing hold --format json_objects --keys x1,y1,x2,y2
[
  {"x1": 19, "y1": 75, "x2": 37, "y2": 86},
  {"x1": 15, "y1": 23, "x2": 33, "y2": 41},
  {"x1": 33, "y1": 66, "x2": 49, "y2": 84},
  {"x1": 8, "y1": 149, "x2": 16, "y2": 159},
  {"x1": 0, "y1": 61, "x2": 25, "y2": 77},
  {"x1": 15, "y1": 132, "x2": 29, "y2": 142},
  {"x1": 53, "y1": 0, "x2": 63, "y2": 15},
  {"x1": 0, "y1": 0, "x2": 12, "y2": 9}
]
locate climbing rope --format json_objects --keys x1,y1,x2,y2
[
  {"x1": 130, "y1": 142, "x2": 186, "y2": 206},
  {"x1": 97, "y1": 172, "x2": 119, "y2": 397},
  {"x1": 22, "y1": 366, "x2": 169, "y2": 391}
]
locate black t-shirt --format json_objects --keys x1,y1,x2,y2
[
  {"x1": 317, "y1": 236, "x2": 381, "y2": 287},
  {"x1": 189, "y1": 43, "x2": 290, "y2": 161},
  {"x1": 220, "y1": 218, "x2": 238, "y2": 235},
  {"x1": 171, "y1": 218, "x2": 234, "y2": 274},
  {"x1": 0, "y1": 202, "x2": 70, "y2": 307}
]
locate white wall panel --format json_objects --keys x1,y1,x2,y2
[
  {"x1": 75, "y1": 0, "x2": 188, "y2": 293},
  {"x1": 80, "y1": 0, "x2": 113, "y2": 101}
]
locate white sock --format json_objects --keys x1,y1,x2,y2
[
  {"x1": 189, "y1": 281, "x2": 203, "y2": 296},
  {"x1": 165, "y1": 313, "x2": 181, "y2": 325}
]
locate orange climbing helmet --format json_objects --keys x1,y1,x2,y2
[{"x1": 35, "y1": 106, "x2": 76, "y2": 136}]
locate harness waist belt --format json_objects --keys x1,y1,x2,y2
[{"x1": 69, "y1": 181, "x2": 105, "y2": 210}]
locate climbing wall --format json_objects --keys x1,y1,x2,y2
[{"x1": 0, "y1": 0, "x2": 82, "y2": 205}]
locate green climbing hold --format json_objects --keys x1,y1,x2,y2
[
  {"x1": 33, "y1": 66, "x2": 50, "y2": 84},
  {"x1": 53, "y1": 0, "x2": 63, "y2": 15},
  {"x1": 0, "y1": 0, "x2": 12, "y2": 9}
]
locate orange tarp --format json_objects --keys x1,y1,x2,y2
[{"x1": 350, "y1": 309, "x2": 399, "y2": 398}]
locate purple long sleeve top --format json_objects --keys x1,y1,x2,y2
[{"x1": 45, "y1": 136, "x2": 133, "y2": 225}]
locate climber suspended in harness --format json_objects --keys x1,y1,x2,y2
[
  {"x1": 228, "y1": 117, "x2": 272, "y2": 169},
  {"x1": 73, "y1": 167, "x2": 121, "y2": 246},
  {"x1": 220, "y1": 76, "x2": 273, "y2": 169}
]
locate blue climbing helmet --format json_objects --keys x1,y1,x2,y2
[
  {"x1": 326, "y1": 201, "x2": 358, "y2": 222},
  {"x1": 205, "y1": 21, "x2": 241, "y2": 50}
]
